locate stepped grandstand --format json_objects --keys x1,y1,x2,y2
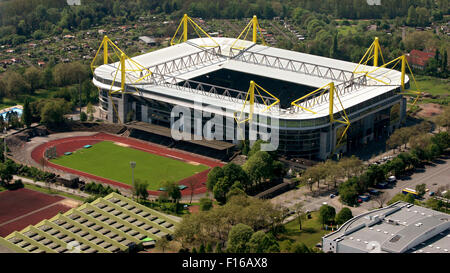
[
  {"x1": 0, "y1": 193, "x2": 180, "y2": 253},
  {"x1": 92, "y1": 15, "x2": 420, "y2": 160}
]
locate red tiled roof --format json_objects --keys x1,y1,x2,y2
[{"x1": 407, "y1": 49, "x2": 435, "y2": 67}]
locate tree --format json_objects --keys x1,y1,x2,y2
[
  {"x1": 22, "y1": 98, "x2": 32, "y2": 128},
  {"x1": 372, "y1": 191, "x2": 389, "y2": 208},
  {"x1": 335, "y1": 207, "x2": 353, "y2": 224},
  {"x1": 80, "y1": 111, "x2": 87, "y2": 122},
  {"x1": 183, "y1": 177, "x2": 197, "y2": 205},
  {"x1": 293, "y1": 202, "x2": 305, "y2": 230},
  {"x1": 213, "y1": 177, "x2": 232, "y2": 205},
  {"x1": 406, "y1": 6, "x2": 417, "y2": 26},
  {"x1": 199, "y1": 197, "x2": 213, "y2": 211},
  {"x1": 339, "y1": 178, "x2": 359, "y2": 206},
  {"x1": 199, "y1": 244, "x2": 205, "y2": 253},
  {"x1": 3, "y1": 71, "x2": 30, "y2": 98},
  {"x1": 388, "y1": 157, "x2": 406, "y2": 177},
  {"x1": 215, "y1": 243, "x2": 222, "y2": 253},
  {"x1": 330, "y1": 33, "x2": 338, "y2": 58},
  {"x1": 207, "y1": 163, "x2": 249, "y2": 192},
  {"x1": 226, "y1": 181, "x2": 246, "y2": 201},
  {"x1": 174, "y1": 195, "x2": 283, "y2": 249},
  {"x1": 319, "y1": 205, "x2": 336, "y2": 228},
  {"x1": 24, "y1": 66, "x2": 43, "y2": 93},
  {"x1": 40, "y1": 100, "x2": 70, "y2": 127},
  {"x1": 163, "y1": 181, "x2": 181, "y2": 204},
  {"x1": 206, "y1": 166, "x2": 224, "y2": 191},
  {"x1": 415, "y1": 183, "x2": 426, "y2": 197},
  {"x1": 248, "y1": 231, "x2": 280, "y2": 253},
  {"x1": 365, "y1": 164, "x2": 385, "y2": 187},
  {"x1": 156, "y1": 237, "x2": 170, "y2": 253},
  {"x1": 387, "y1": 127, "x2": 412, "y2": 151},
  {"x1": 323, "y1": 160, "x2": 343, "y2": 189},
  {"x1": 132, "y1": 179, "x2": 148, "y2": 202},
  {"x1": 290, "y1": 242, "x2": 310, "y2": 253},
  {"x1": 226, "y1": 223, "x2": 254, "y2": 253},
  {"x1": 86, "y1": 103, "x2": 95, "y2": 115},
  {"x1": 206, "y1": 243, "x2": 213, "y2": 253},
  {"x1": 244, "y1": 151, "x2": 273, "y2": 186},
  {"x1": 339, "y1": 156, "x2": 364, "y2": 179},
  {"x1": 404, "y1": 193, "x2": 415, "y2": 204},
  {"x1": 53, "y1": 62, "x2": 89, "y2": 87},
  {"x1": 410, "y1": 134, "x2": 433, "y2": 150}
]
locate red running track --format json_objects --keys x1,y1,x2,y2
[
  {"x1": 31, "y1": 132, "x2": 224, "y2": 196},
  {"x1": 0, "y1": 203, "x2": 71, "y2": 237},
  {"x1": 0, "y1": 188, "x2": 65, "y2": 223},
  {"x1": 0, "y1": 188, "x2": 72, "y2": 237}
]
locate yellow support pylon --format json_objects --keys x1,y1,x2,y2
[
  {"x1": 170, "y1": 14, "x2": 219, "y2": 47},
  {"x1": 291, "y1": 82, "x2": 351, "y2": 150},
  {"x1": 364, "y1": 54, "x2": 421, "y2": 105},
  {"x1": 103, "y1": 39, "x2": 108, "y2": 65},
  {"x1": 90, "y1": 36, "x2": 153, "y2": 124},
  {"x1": 230, "y1": 15, "x2": 266, "y2": 51},
  {"x1": 234, "y1": 81, "x2": 280, "y2": 124},
  {"x1": 353, "y1": 37, "x2": 385, "y2": 73},
  {"x1": 120, "y1": 53, "x2": 125, "y2": 90}
]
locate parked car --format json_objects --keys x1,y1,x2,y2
[
  {"x1": 330, "y1": 194, "x2": 336, "y2": 198},
  {"x1": 429, "y1": 192, "x2": 435, "y2": 196},
  {"x1": 387, "y1": 176, "x2": 396, "y2": 183},
  {"x1": 369, "y1": 189, "x2": 380, "y2": 195},
  {"x1": 357, "y1": 198, "x2": 363, "y2": 203},
  {"x1": 359, "y1": 195, "x2": 370, "y2": 202},
  {"x1": 376, "y1": 182, "x2": 388, "y2": 189}
]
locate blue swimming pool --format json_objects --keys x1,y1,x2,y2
[{"x1": 0, "y1": 107, "x2": 23, "y2": 120}]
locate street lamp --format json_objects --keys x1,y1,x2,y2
[{"x1": 130, "y1": 161, "x2": 136, "y2": 199}]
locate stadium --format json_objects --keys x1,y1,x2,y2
[{"x1": 92, "y1": 15, "x2": 417, "y2": 160}]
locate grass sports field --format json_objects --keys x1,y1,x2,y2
[{"x1": 50, "y1": 141, "x2": 209, "y2": 190}]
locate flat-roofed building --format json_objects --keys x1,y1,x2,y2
[{"x1": 322, "y1": 201, "x2": 450, "y2": 253}]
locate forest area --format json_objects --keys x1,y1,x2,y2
[
  {"x1": 0, "y1": 0, "x2": 448, "y2": 40},
  {"x1": 0, "y1": 0, "x2": 448, "y2": 111}
]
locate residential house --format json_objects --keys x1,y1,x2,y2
[{"x1": 406, "y1": 49, "x2": 436, "y2": 70}]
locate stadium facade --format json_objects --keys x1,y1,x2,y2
[{"x1": 93, "y1": 37, "x2": 407, "y2": 160}]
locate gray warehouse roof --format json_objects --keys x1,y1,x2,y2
[{"x1": 323, "y1": 201, "x2": 450, "y2": 253}]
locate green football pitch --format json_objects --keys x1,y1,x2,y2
[{"x1": 50, "y1": 141, "x2": 209, "y2": 190}]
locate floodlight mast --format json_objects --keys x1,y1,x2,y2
[{"x1": 130, "y1": 161, "x2": 136, "y2": 199}]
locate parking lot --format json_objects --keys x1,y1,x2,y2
[
  {"x1": 272, "y1": 156, "x2": 450, "y2": 223},
  {"x1": 383, "y1": 156, "x2": 450, "y2": 200}
]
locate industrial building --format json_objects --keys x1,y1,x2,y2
[
  {"x1": 92, "y1": 16, "x2": 413, "y2": 160},
  {"x1": 322, "y1": 201, "x2": 450, "y2": 253},
  {"x1": 0, "y1": 193, "x2": 180, "y2": 253}
]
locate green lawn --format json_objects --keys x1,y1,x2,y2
[
  {"x1": 414, "y1": 75, "x2": 450, "y2": 96},
  {"x1": 278, "y1": 211, "x2": 331, "y2": 249},
  {"x1": 51, "y1": 141, "x2": 209, "y2": 190}
]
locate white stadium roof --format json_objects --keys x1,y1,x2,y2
[{"x1": 93, "y1": 37, "x2": 407, "y2": 120}]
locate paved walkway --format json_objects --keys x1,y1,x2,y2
[{"x1": 13, "y1": 175, "x2": 92, "y2": 199}]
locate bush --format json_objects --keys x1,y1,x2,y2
[
  {"x1": 336, "y1": 207, "x2": 353, "y2": 224},
  {"x1": 83, "y1": 182, "x2": 119, "y2": 197},
  {"x1": 199, "y1": 197, "x2": 213, "y2": 211},
  {"x1": 80, "y1": 111, "x2": 87, "y2": 122}
]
